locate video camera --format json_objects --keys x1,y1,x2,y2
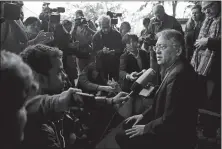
[
  {"x1": 42, "y1": 2, "x2": 65, "y2": 24},
  {"x1": 1, "y1": 2, "x2": 22, "y2": 22},
  {"x1": 43, "y1": 2, "x2": 65, "y2": 13},
  {"x1": 74, "y1": 17, "x2": 88, "y2": 26},
  {"x1": 107, "y1": 11, "x2": 122, "y2": 25},
  {"x1": 141, "y1": 34, "x2": 157, "y2": 46}
]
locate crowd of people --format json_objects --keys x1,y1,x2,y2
[{"x1": 0, "y1": 1, "x2": 221, "y2": 149}]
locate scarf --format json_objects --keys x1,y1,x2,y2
[{"x1": 191, "y1": 15, "x2": 221, "y2": 76}]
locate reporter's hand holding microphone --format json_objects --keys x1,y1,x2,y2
[
  {"x1": 62, "y1": 87, "x2": 129, "y2": 109},
  {"x1": 126, "y1": 72, "x2": 139, "y2": 81}
]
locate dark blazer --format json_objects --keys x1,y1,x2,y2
[
  {"x1": 142, "y1": 58, "x2": 199, "y2": 146},
  {"x1": 92, "y1": 29, "x2": 123, "y2": 81},
  {"x1": 78, "y1": 62, "x2": 107, "y2": 94},
  {"x1": 119, "y1": 49, "x2": 150, "y2": 92}
]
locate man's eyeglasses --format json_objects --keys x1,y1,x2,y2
[{"x1": 154, "y1": 44, "x2": 179, "y2": 52}]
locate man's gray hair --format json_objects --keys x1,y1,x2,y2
[
  {"x1": 157, "y1": 29, "x2": 185, "y2": 57},
  {"x1": 98, "y1": 15, "x2": 111, "y2": 25}
]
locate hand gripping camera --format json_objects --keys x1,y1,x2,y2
[{"x1": 74, "y1": 17, "x2": 88, "y2": 26}]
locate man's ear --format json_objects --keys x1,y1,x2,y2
[
  {"x1": 38, "y1": 74, "x2": 48, "y2": 89},
  {"x1": 32, "y1": 70, "x2": 48, "y2": 90},
  {"x1": 176, "y1": 47, "x2": 183, "y2": 56}
]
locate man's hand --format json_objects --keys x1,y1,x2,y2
[
  {"x1": 125, "y1": 114, "x2": 143, "y2": 126},
  {"x1": 125, "y1": 125, "x2": 145, "y2": 138},
  {"x1": 34, "y1": 30, "x2": 54, "y2": 44},
  {"x1": 126, "y1": 72, "x2": 138, "y2": 81},
  {"x1": 112, "y1": 92, "x2": 129, "y2": 104},
  {"x1": 102, "y1": 47, "x2": 110, "y2": 54},
  {"x1": 141, "y1": 69, "x2": 146, "y2": 73},
  {"x1": 194, "y1": 38, "x2": 208, "y2": 50},
  {"x1": 69, "y1": 41, "x2": 80, "y2": 49},
  {"x1": 60, "y1": 88, "x2": 83, "y2": 107},
  {"x1": 98, "y1": 85, "x2": 115, "y2": 93}
]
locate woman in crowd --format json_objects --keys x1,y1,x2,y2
[
  {"x1": 191, "y1": 1, "x2": 221, "y2": 138},
  {"x1": 185, "y1": 4, "x2": 205, "y2": 61}
]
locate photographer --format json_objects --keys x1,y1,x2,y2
[
  {"x1": 39, "y1": 3, "x2": 91, "y2": 85},
  {"x1": 19, "y1": 44, "x2": 129, "y2": 149},
  {"x1": 75, "y1": 10, "x2": 97, "y2": 35},
  {"x1": 70, "y1": 10, "x2": 97, "y2": 73},
  {"x1": 92, "y1": 15, "x2": 123, "y2": 81}
]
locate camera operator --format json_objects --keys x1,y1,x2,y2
[
  {"x1": 39, "y1": 3, "x2": 90, "y2": 86},
  {"x1": 1, "y1": 1, "x2": 54, "y2": 54},
  {"x1": 19, "y1": 44, "x2": 129, "y2": 149},
  {"x1": 92, "y1": 15, "x2": 123, "y2": 81}
]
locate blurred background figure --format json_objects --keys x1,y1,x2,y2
[
  {"x1": 62, "y1": 19, "x2": 73, "y2": 33},
  {"x1": 185, "y1": 4, "x2": 205, "y2": 61},
  {"x1": 24, "y1": 17, "x2": 42, "y2": 40},
  {"x1": 0, "y1": 50, "x2": 38, "y2": 149},
  {"x1": 120, "y1": 21, "x2": 131, "y2": 37}
]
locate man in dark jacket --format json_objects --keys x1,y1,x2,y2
[
  {"x1": 92, "y1": 15, "x2": 123, "y2": 81},
  {"x1": 115, "y1": 29, "x2": 199, "y2": 149},
  {"x1": 78, "y1": 54, "x2": 115, "y2": 95},
  {"x1": 119, "y1": 34, "x2": 150, "y2": 92}
]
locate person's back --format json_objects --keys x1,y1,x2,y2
[{"x1": 0, "y1": 50, "x2": 38, "y2": 149}]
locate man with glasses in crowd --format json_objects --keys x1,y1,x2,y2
[{"x1": 115, "y1": 29, "x2": 199, "y2": 149}]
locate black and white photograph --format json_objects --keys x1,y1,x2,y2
[{"x1": 0, "y1": 1, "x2": 221, "y2": 149}]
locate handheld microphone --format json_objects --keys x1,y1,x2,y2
[
  {"x1": 128, "y1": 68, "x2": 156, "y2": 97},
  {"x1": 75, "y1": 92, "x2": 107, "y2": 106}
]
